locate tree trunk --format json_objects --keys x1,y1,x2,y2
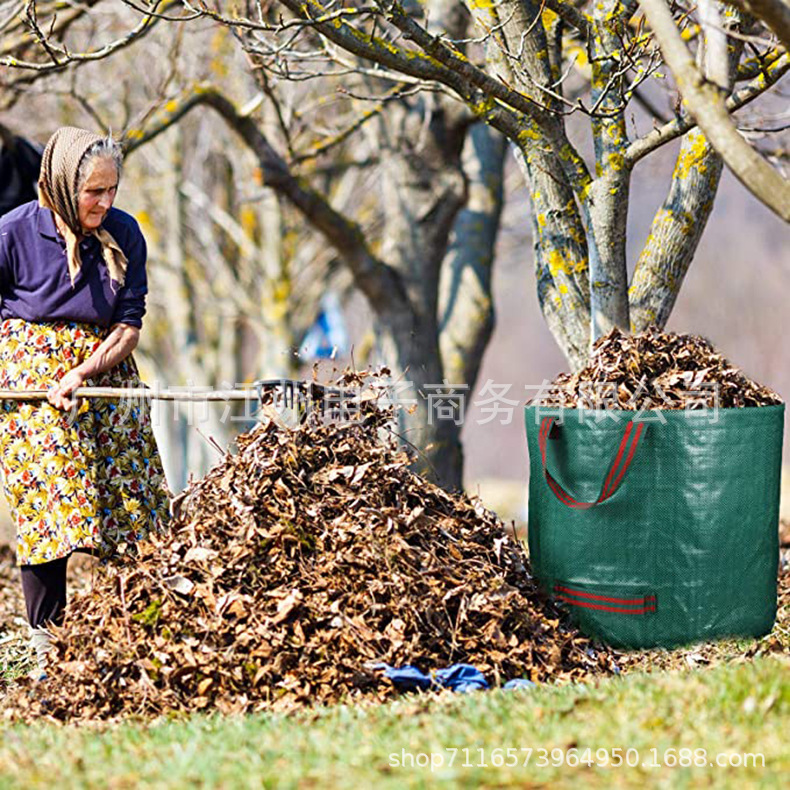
[
  {"x1": 374, "y1": 90, "x2": 468, "y2": 489},
  {"x1": 439, "y1": 121, "x2": 506, "y2": 389}
]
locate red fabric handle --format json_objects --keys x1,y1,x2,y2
[
  {"x1": 538, "y1": 416, "x2": 647, "y2": 509},
  {"x1": 554, "y1": 584, "x2": 657, "y2": 614}
]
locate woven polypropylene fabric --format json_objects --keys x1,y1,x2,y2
[{"x1": 525, "y1": 404, "x2": 785, "y2": 649}]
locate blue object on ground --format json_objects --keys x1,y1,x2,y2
[
  {"x1": 374, "y1": 663, "x2": 527, "y2": 693},
  {"x1": 503, "y1": 678, "x2": 536, "y2": 691},
  {"x1": 433, "y1": 664, "x2": 489, "y2": 692},
  {"x1": 371, "y1": 663, "x2": 432, "y2": 692}
]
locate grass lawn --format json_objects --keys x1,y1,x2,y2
[{"x1": 0, "y1": 655, "x2": 786, "y2": 789}]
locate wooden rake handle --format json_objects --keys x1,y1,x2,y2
[
  {"x1": 0, "y1": 380, "x2": 358, "y2": 404},
  {"x1": 0, "y1": 387, "x2": 260, "y2": 402}
]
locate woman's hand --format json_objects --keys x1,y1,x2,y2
[
  {"x1": 46, "y1": 324, "x2": 139, "y2": 411},
  {"x1": 48, "y1": 367, "x2": 87, "y2": 411}
]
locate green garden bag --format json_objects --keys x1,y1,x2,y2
[{"x1": 525, "y1": 404, "x2": 785, "y2": 649}]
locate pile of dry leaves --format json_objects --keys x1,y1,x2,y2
[
  {"x1": 538, "y1": 327, "x2": 783, "y2": 410},
  {"x1": 2, "y1": 391, "x2": 612, "y2": 722}
]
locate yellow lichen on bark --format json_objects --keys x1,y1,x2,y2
[
  {"x1": 674, "y1": 133, "x2": 709, "y2": 179},
  {"x1": 547, "y1": 248, "x2": 587, "y2": 276}
]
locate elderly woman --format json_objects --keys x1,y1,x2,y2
[{"x1": 0, "y1": 127, "x2": 170, "y2": 669}]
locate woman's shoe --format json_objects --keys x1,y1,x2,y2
[{"x1": 29, "y1": 626, "x2": 54, "y2": 673}]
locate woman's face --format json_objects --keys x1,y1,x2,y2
[{"x1": 77, "y1": 157, "x2": 118, "y2": 232}]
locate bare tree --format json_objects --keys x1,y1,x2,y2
[{"x1": 174, "y1": 0, "x2": 786, "y2": 355}]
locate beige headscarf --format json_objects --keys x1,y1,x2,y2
[{"x1": 38, "y1": 127, "x2": 127, "y2": 289}]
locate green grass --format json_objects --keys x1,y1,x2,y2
[{"x1": 0, "y1": 656, "x2": 787, "y2": 789}]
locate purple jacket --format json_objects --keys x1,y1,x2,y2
[{"x1": 0, "y1": 200, "x2": 147, "y2": 328}]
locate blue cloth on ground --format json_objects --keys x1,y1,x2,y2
[
  {"x1": 373, "y1": 664, "x2": 432, "y2": 692},
  {"x1": 373, "y1": 663, "x2": 536, "y2": 694},
  {"x1": 433, "y1": 664, "x2": 489, "y2": 692},
  {"x1": 503, "y1": 678, "x2": 536, "y2": 690}
]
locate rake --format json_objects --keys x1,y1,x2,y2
[{"x1": 0, "y1": 379, "x2": 363, "y2": 418}]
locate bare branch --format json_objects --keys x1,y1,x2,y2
[
  {"x1": 543, "y1": 0, "x2": 592, "y2": 40},
  {"x1": 462, "y1": 0, "x2": 594, "y2": 195},
  {"x1": 0, "y1": 0, "x2": 104, "y2": 57},
  {"x1": 297, "y1": 0, "x2": 549, "y2": 119},
  {"x1": 725, "y1": 0, "x2": 790, "y2": 49},
  {"x1": 625, "y1": 50, "x2": 790, "y2": 164},
  {"x1": 1, "y1": 0, "x2": 177, "y2": 73},
  {"x1": 629, "y1": 127, "x2": 725, "y2": 332},
  {"x1": 123, "y1": 85, "x2": 412, "y2": 317},
  {"x1": 699, "y1": 0, "x2": 730, "y2": 89},
  {"x1": 585, "y1": 0, "x2": 634, "y2": 337},
  {"x1": 120, "y1": 0, "x2": 204, "y2": 22},
  {"x1": 638, "y1": 0, "x2": 790, "y2": 220},
  {"x1": 182, "y1": 1, "x2": 380, "y2": 33},
  {"x1": 291, "y1": 84, "x2": 415, "y2": 164},
  {"x1": 439, "y1": 123, "x2": 505, "y2": 388},
  {"x1": 181, "y1": 0, "x2": 565, "y2": 155},
  {"x1": 736, "y1": 45, "x2": 785, "y2": 79}
]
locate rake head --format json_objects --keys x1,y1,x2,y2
[{"x1": 254, "y1": 379, "x2": 363, "y2": 422}]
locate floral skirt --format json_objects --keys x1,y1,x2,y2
[{"x1": 0, "y1": 319, "x2": 171, "y2": 566}]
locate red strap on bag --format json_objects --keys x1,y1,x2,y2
[
  {"x1": 554, "y1": 584, "x2": 657, "y2": 614},
  {"x1": 538, "y1": 416, "x2": 647, "y2": 509}
]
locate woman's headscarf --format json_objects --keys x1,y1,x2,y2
[{"x1": 38, "y1": 127, "x2": 127, "y2": 289}]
